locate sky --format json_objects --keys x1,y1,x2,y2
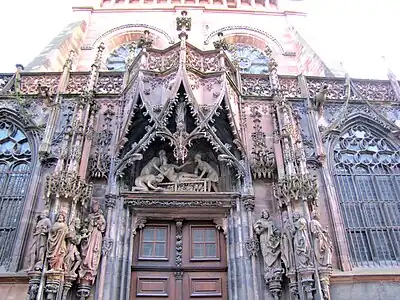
[{"x1": 0, "y1": 0, "x2": 398, "y2": 79}]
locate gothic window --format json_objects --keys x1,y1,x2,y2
[
  {"x1": 0, "y1": 121, "x2": 32, "y2": 269},
  {"x1": 226, "y1": 44, "x2": 269, "y2": 74},
  {"x1": 139, "y1": 226, "x2": 168, "y2": 259},
  {"x1": 333, "y1": 124, "x2": 400, "y2": 267},
  {"x1": 106, "y1": 43, "x2": 141, "y2": 71}
]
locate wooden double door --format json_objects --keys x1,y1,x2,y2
[{"x1": 131, "y1": 220, "x2": 228, "y2": 299}]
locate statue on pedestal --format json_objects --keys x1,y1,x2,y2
[
  {"x1": 253, "y1": 210, "x2": 282, "y2": 273},
  {"x1": 310, "y1": 211, "x2": 332, "y2": 268},
  {"x1": 64, "y1": 217, "x2": 83, "y2": 276},
  {"x1": 28, "y1": 210, "x2": 52, "y2": 271},
  {"x1": 47, "y1": 212, "x2": 68, "y2": 272},
  {"x1": 79, "y1": 200, "x2": 106, "y2": 284},
  {"x1": 292, "y1": 212, "x2": 312, "y2": 268}
]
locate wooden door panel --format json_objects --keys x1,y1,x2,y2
[
  {"x1": 132, "y1": 271, "x2": 176, "y2": 299},
  {"x1": 183, "y1": 272, "x2": 228, "y2": 300}
]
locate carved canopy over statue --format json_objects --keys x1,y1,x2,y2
[{"x1": 131, "y1": 150, "x2": 220, "y2": 192}]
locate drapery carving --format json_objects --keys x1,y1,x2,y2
[
  {"x1": 28, "y1": 210, "x2": 52, "y2": 271},
  {"x1": 47, "y1": 212, "x2": 68, "y2": 272},
  {"x1": 78, "y1": 200, "x2": 106, "y2": 284}
]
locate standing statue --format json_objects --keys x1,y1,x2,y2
[
  {"x1": 47, "y1": 212, "x2": 69, "y2": 272},
  {"x1": 292, "y1": 212, "x2": 312, "y2": 268},
  {"x1": 194, "y1": 154, "x2": 219, "y2": 192},
  {"x1": 79, "y1": 200, "x2": 106, "y2": 284},
  {"x1": 253, "y1": 210, "x2": 281, "y2": 273},
  {"x1": 27, "y1": 210, "x2": 52, "y2": 271},
  {"x1": 310, "y1": 211, "x2": 332, "y2": 267},
  {"x1": 64, "y1": 218, "x2": 83, "y2": 276},
  {"x1": 140, "y1": 150, "x2": 168, "y2": 176},
  {"x1": 281, "y1": 215, "x2": 295, "y2": 273}
]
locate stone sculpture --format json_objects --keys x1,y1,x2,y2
[
  {"x1": 64, "y1": 217, "x2": 83, "y2": 276},
  {"x1": 292, "y1": 212, "x2": 312, "y2": 268},
  {"x1": 140, "y1": 150, "x2": 167, "y2": 176},
  {"x1": 312, "y1": 85, "x2": 328, "y2": 115},
  {"x1": 194, "y1": 153, "x2": 219, "y2": 192},
  {"x1": 131, "y1": 173, "x2": 165, "y2": 191},
  {"x1": 79, "y1": 200, "x2": 106, "y2": 284},
  {"x1": 281, "y1": 215, "x2": 295, "y2": 273},
  {"x1": 28, "y1": 210, "x2": 52, "y2": 271},
  {"x1": 156, "y1": 162, "x2": 199, "y2": 183},
  {"x1": 253, "y1": 210, "x2": 281, "y2": 272},
  {"x1": 310, "y1": 211, "x2": 332, "y2": 267},
  {"x1": 47, "y1": 212, "x2": 68, "y2": 272}
]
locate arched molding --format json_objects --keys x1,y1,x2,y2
[
  {"x1": 90, "y1": 24, "x2": 175, "y2": 49},
  {"x1": 204, "y1": 25, "x2": 286, "y2": 54},
  {"x1": 326, "y1": 114, "x2": 400, "y2": 173}
]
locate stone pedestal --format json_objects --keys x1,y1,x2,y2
[
  {"x1": 45, "y1": 270, "x2": 63, "y2": 300},
  {"x1": 27, "y1": 270, "x2": 42, "y2": 300},
  {"x1": 77, "y1": 279, "x2": 92, "y2": 300},
  {"x1": 62, "y1": 274, "x2": 78, "y2": 300}
]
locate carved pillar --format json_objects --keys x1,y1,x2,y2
[
  {"x1": 299, "y1": 74, "x2": 351, "y2": 272},
  {"x1": 175, "y1": 220, "x2": 183, "y2": 300},
  {"x1": 243, "y1": 196, "x2": 260, "y2": 300}
]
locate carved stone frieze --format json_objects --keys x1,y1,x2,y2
[
  {"x1": 147, "y1": 48, "x2": 180, "y2": 73},
  {"x1": 307, "y1": 78, "x2": 347, "y2": 100},
  {"x1": 95, "y1": 73, "x2": 123, "y2": 94},
  {"x1": 280, "y1": 77, "x2": 302, "y2": 98},
  {"x1": 66, "y1": 74, "x2": 89, "y2": 94},
  {"x1": 242, "y1": 75, "x2": 272, "y2": 97},
  {"x1": 186, "y1": 47, "x2": 202, "y2": 71},
  {"x1": 352, "y1": 79, "x2": 396, "y2": 101},
  {"x1": 20, "y1": 74, "x2": 60, "y2": 95},
  {"x1": 126, "y1": 198, "x2": 225, "y2": 208}
]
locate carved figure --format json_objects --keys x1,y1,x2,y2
[
  {"x1": 47, "y1": 212, "x2": 68, "y2": 271},
  {"x1": 292, "y1": 212, "x2": 312, "y2": 268},
  {"x1": 140, "y1": 150, "x2": 168, "y2": 176},
  {"x1": 156, "y1": 162, "x2": 199, "y2": 183},
  {"x1": 64, "y1": 218, "x2": 83, "y2": 276},
  {"x1": 313, "y1": 85, "x2": 328, "y2": 114},
  {"x1": 310, "y1": 211, "x2": 332, "y2": 267},
  {"x1": 132, "y1": 173, "x2": 165, "y2": 191},
  {"x1": 28, "y1": 210, "x2": 52, "y2": 271},
  {"x1": 253, "y1": 210, "x2": 281, "y2": 272},
  {"x1": 281, "y1": 215, "x2": 295, "y2": 273},
  {"x1": 194, "y1": 154, "x2": 219, "y2": 192},
  {"x1": 79, "y1": 200, "x2": 106, "y2": 283}
]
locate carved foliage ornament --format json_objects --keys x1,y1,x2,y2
[
  {"x1": 88, "y1": 104, "x2": 115, "y2": 179},
  {"x1": 249, "y1": 104, "x2": 276, "y2": 179},
  {"x1": 273, "y1": 174, "x2": 318, "y2": 207}
]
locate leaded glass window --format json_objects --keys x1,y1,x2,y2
[
  {"x1": 226, "y1": 44, "x2": 269, "y2": 74},
  {"x1": 106, "y1": 43, "x2": 141, "y2": 71},
  {"x1": 333, "y1": 124, "x2": 400, "y2": 267},
  {"x1": 0, "y1": 121, "x2": 31, "y2": 269}
]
